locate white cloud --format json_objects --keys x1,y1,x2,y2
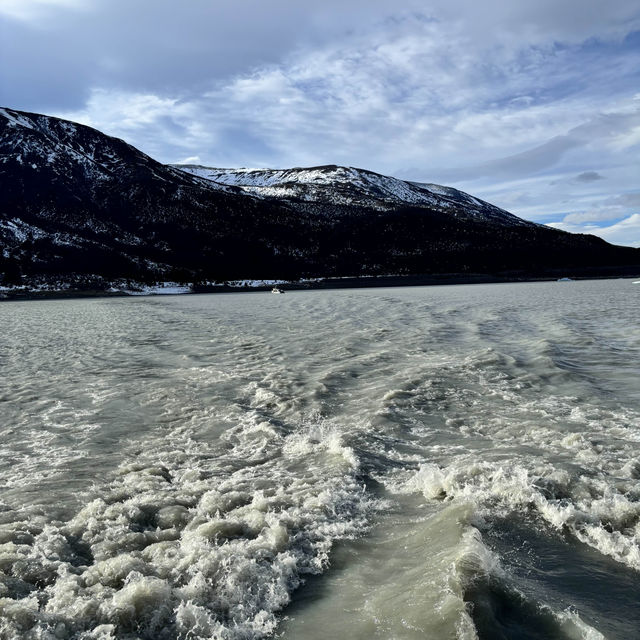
[
  {"x1": 67, "y1": 90, "x2": 178, "y2": 129},
  {"x1": 35, "y1": 1, "x2": 639, "y2": 242},
  {"x1": 563, "y1": 209, "x2": 626, "y2": 224},
  {"x1": 611, "y1": 124, "x2": 640, "y2": 151},
  {"x1": 56, "y1": 89, "x2": 210, "y2": 162},
  {"x1": 548, "y1": 214, "x2": 640, "y2": 247},
  {"x1": 0, "y1": 0, "x2": 85, "y2": 22}
]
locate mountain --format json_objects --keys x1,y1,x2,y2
[
  {"x1": 1, "y1": 107, "x2": 638, "y2": 293},
  {"x1": 172, "y1": 164, "x2": 534, "y2": 227},
  {"x1": 0, "y1": 107, "x2": 314, "y2": 286}
]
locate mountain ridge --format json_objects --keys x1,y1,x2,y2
[
  {"x1": 1, "y1": 107, "x2": 638, "y2": 294},
  {"x1": 170, "y1": 163, "x2": 536, "y2": 228}
]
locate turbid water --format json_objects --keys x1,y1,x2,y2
[{"x1": 1, "y1": 279, "x2": 639, "y2": 639}]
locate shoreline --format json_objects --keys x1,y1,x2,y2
[{"x1": 2, "y1": 266, "x2": 640, "y2": 302}]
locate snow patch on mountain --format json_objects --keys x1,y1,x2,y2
[
  {"x1": 174, "y1": 164, "x2": 442, "y2": 206},
  {"x1": 172, "y1": 164, "x2": 534, "y2": 226},
  {"x1": 0, "y1": 218, "x2": 48, "y2": 243},
  {"x1": 0, "y1": 108, "x2": 37, "y2": 131}
]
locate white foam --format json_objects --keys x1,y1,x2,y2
[
  {"x1": 2, "y1": 279, "x2": 639, "y2": 638},
  {"x1": 398, "y1": 458, "x2": 640, "y2": 571},
  {"x1": 556, "y1": 608, "x2": 607, "y2": 640},
  {"x1": 0, "y1": 414, "x2": 376, "y2": 638}
]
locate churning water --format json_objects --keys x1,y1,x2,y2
[{"x1": 1, "y1": 280, "x2": 639, "y2": 639}]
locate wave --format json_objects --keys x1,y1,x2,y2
[{"x1": 0, "y1": 415, "x2": 377, "y2": 639}]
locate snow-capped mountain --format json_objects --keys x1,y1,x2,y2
[
  {"x1": 1, "y1": 107, "x2": 638, "y2": 293},
  {"x1": 172, "y1": 164, "x2": 534, "y2": 227},
  {"x1": 0, "y1": 107, "x2": 305, "y2": 287}
]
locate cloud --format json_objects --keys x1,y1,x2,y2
[
  {"x1": 608, "y1": 192, "x2": 640, "y2": 207},
  {"x1": 432, "y1": 108, "x2": 640, "y2": 183},
  {"x1": 575, "y1": 171, "x2": 605, "y2": 182},
  {"x1": 563, "y1": 209, "x2": 625, "y2": 224},
  {"x1": 0, "y1": 0, "x2": 85, "y2": 22},
  {"x1": 544, "y1": 189, "x2": 640, "y2": 225},
  {"x1": 3, "y1": 0, "x2": 640, "y2": 244},
  {"x1": 4, "y1": 1, "x2": 640, "y2": 114},
  {"x1": 548, "y1": 214, "x2": 640, "y2": 247},
  {"x1": 57, "y1": 24, "x2": 640, "y2": 174},
  {"x1": 56, "y1": 89, "x2": 208, "y2": 162},
  {"x1": 549, "y1": 170, "x2": 605, "y2": 186}
]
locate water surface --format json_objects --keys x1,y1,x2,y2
[{"x1": 1, "y1": 280, "x2": 639, "y2": 639}]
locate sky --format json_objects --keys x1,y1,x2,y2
[{"x1": 1, "y1": 1, "x2": 639, "y2": 247}]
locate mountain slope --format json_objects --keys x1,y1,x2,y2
[
  {"x1": 173, "y1": 164, "x2": 533, "y2": 228},
  {"x1": 1, "y1": 107, "x2": 638, "y2": 291},
  {"x1": 0, "y1": 107, "x2": 317, "y2": 284}
]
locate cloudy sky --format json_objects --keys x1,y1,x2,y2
[{"x1": 1, "y1": 0, "x2": 639, "y2": 246}]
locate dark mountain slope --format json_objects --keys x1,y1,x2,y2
[
  {"x1": 172, "y1": 163, "x2": 535, "y2": 228},
  {"x1": 0, "y1": 107, "x2": 637, "y2": 290},
  {"x1": 0, "y1": 108, "x2": 321, "y2": 283}
]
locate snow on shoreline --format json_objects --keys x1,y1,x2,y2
[
  {"x1": 0, "y1": 279, "x2": 318, "y2": 298},
  {"x1": 114, "y1": 279, "x2": 308, "y2": 295},
  {"x1": 5, "y1": 275, "x2": 636, "y2": 300},
  {"x1": 116, "y1": 282, "x2": 192, "y2": 296}
]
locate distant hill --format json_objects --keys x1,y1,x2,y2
[
  {"x1": 172, "y1": 164, "x2": 535, "y2": 227},
  {"x1": 1, "y1": 107, "x2": 638, "y2": 293}
]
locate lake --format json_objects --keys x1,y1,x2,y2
[{"x1": 1, "y1": 279, "x2": 639, "y2": 639}]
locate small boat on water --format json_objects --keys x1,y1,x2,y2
[
  {"x1": 271, "y1": 286, "x2": 285, "y2": 294},
  {"x1": 557, "y1": 277, "x2": 573, "y2": 282},
  {"x1": 633, "y1": 280, "x2": 640, "y2": 284}
]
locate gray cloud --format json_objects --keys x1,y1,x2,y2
[
  {"x1": 575, "y1": 171, "x2": 605, "y2": 182},
  {"x1": 2, "y1": 0, "x2": 639, "y2": 113},
  {"x1": 1, "y1": 0, "x2": 424, "y2": 111},
  {"x1": 549, "y1": 170, "x2": 605, "y2": 186},
  {"x1": 423, "y1": 110, "x2": 640, "y2": 185},
  {"x1": 607, "y1": 192, "x2": 640, "y2": 207},
  {"x1": 434, "y1": 135, "x2": 582, "y2": 182}
]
